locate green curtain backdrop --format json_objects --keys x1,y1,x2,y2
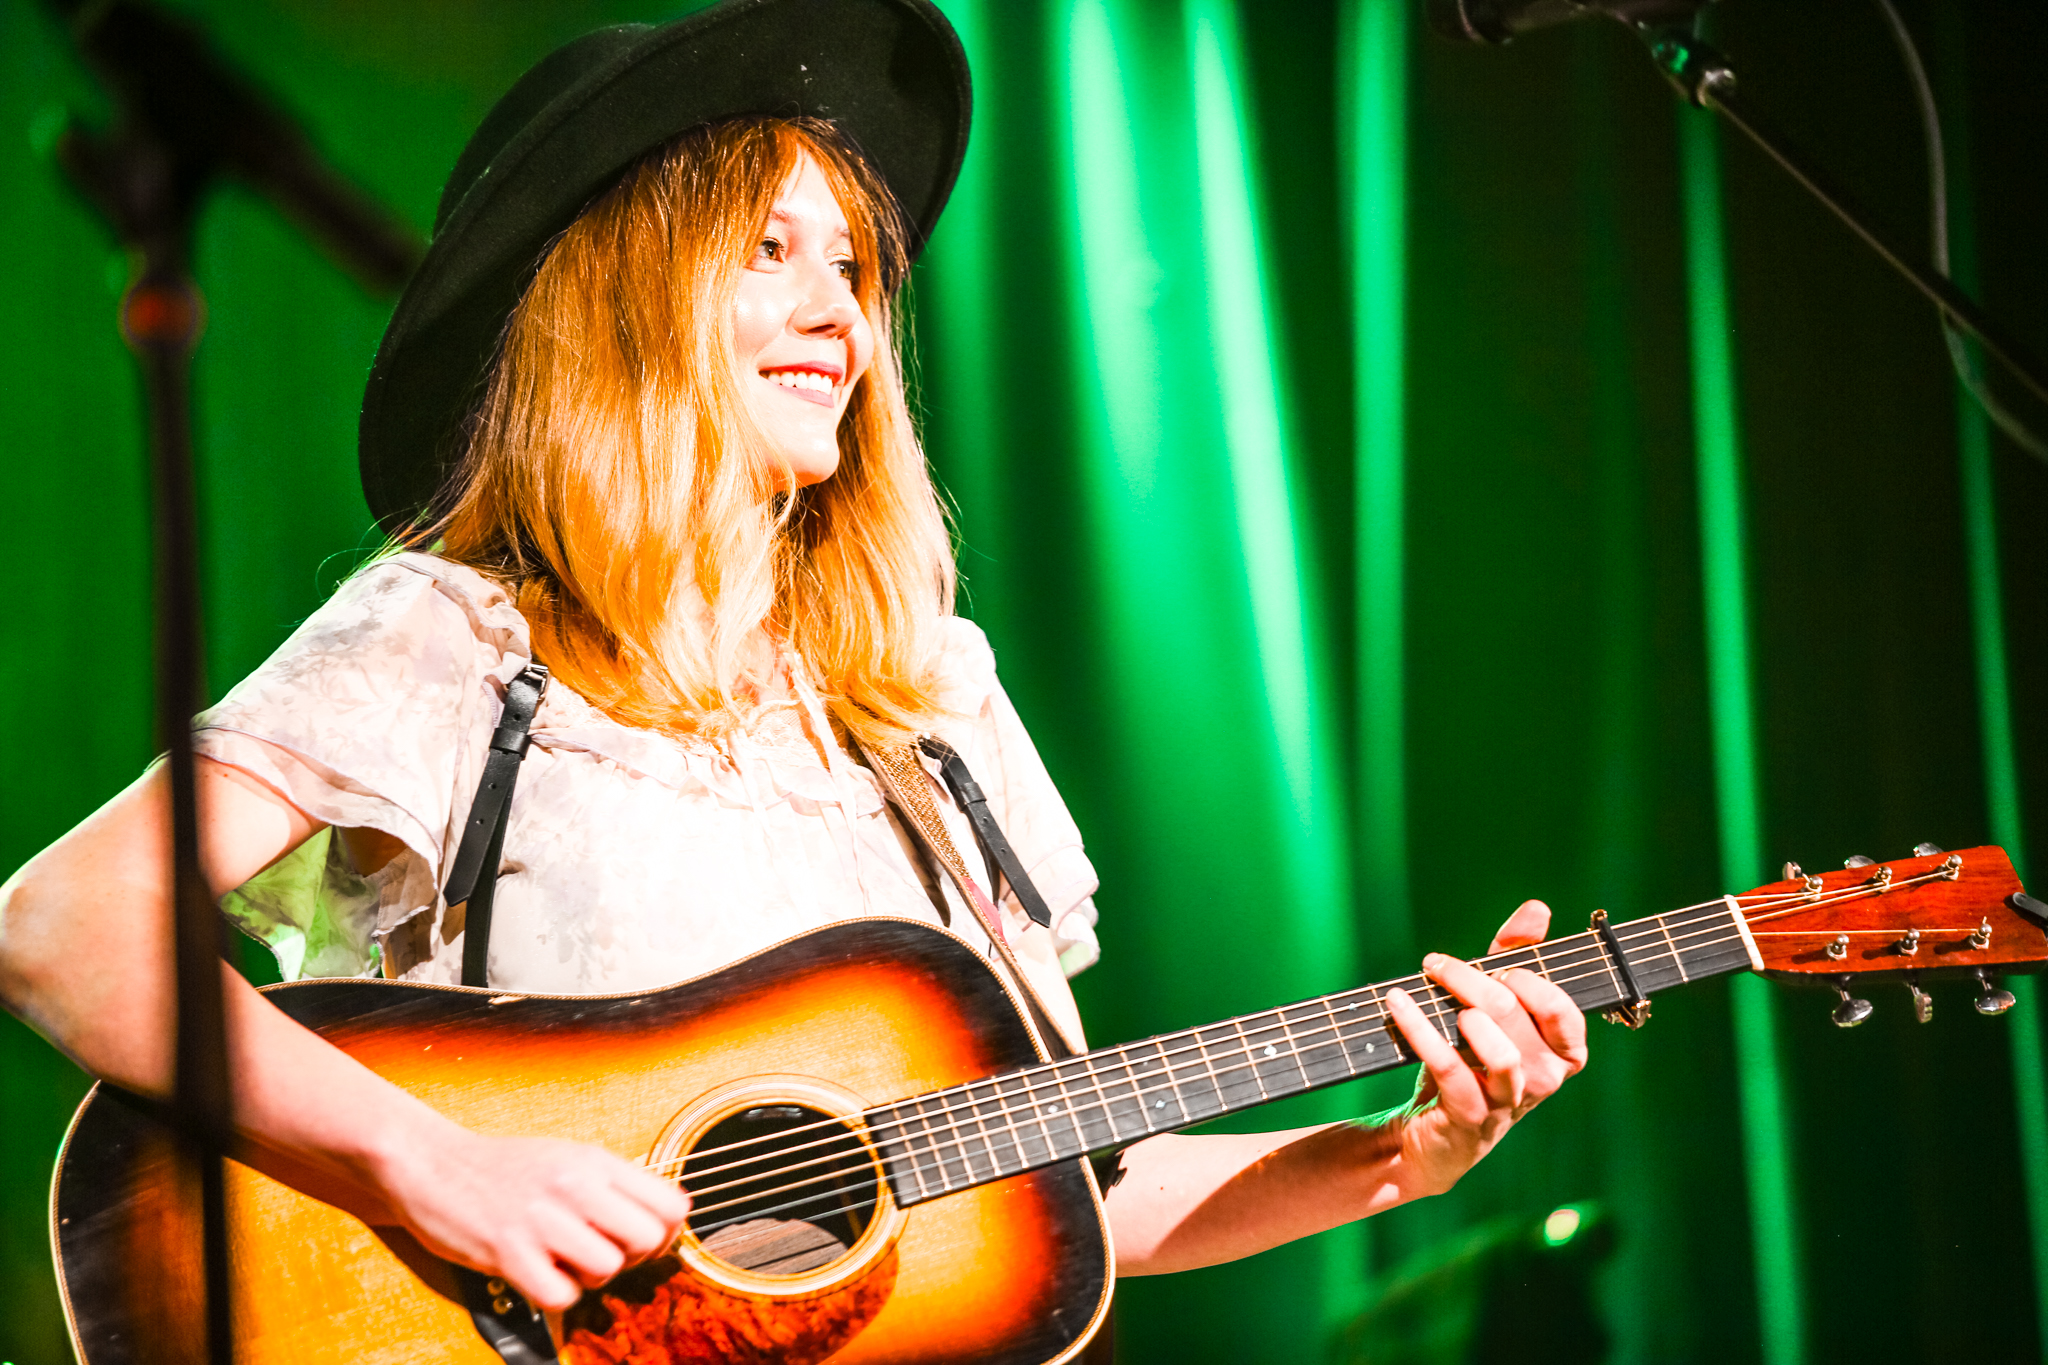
[{"x1": 5, "y1": 3, "x2": 2046, "y2": 1363}]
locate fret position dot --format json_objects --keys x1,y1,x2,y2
[
  {"x1": 1154, "y1": 1100, "x2": 1165, "y2": 1108},
  {"x1": 1264, "y1": 1044, "x2": 1277, "y2": 1057}
]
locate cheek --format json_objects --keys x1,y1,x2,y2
[
  {"x1": 730, "y1": 282, "x2": 781, "y2": 363},
  {"x1": 847, "y1": 317, "x2": 877, "y2": 386}
]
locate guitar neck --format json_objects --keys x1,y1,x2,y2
[{"x1": 870, "y1": 896, "x2": 1761, "y2": 1206}]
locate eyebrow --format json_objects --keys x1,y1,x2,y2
[{"x1": 764, "y1": 206, "x2": 853, "y2": 241}]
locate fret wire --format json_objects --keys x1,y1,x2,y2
[
  {"x1": 1230, "y1": 1016, "x2": 1274, "y2": 1103},
  {"x1": 968, "y1": 1078, "x2": 1014, "y2": 1179},
  {"x1": 900, "y1": 1099, "x2": 944, "y2": 1197},
  {"x1": 905, "y1": 1095, "x2": 951, "y2": 1195},
  {"x1": 1104, "y1": 1045, "x2": 1147, "y2": 1144},
  {"x1": 1189, "y1": 1021, "x2": 1229, "y2": 1122},
  {"x1": 1071, "y1": 1048, "x2": 1118, "y2": 1151},
  {"x1": 1023, "y1": 1069, "x2": 1063, "y2": 1163},
  {"x1": 925, "y1": 1092, "x2": 969, "y2": 1192},
  {"x1": 960, "y1": 1078, "x2": 1001, "y2": 1183},
  {"x1": 878, "y1": 1115, "x2": 927, "y2": 1202},
  {"x1": 1274, "y1": 1004, "x2": 1321, "y2": 1090},
  {"x1": 1047, "y1": 1065, "x2": 1089, "y2": 1157},
  {"x1": 1653, "y1": 914, "x2": 1689, "y2": 981}
]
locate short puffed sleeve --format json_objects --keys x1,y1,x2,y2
[{"x1": 193, "y1": 554, "x2": 530, "y2": 979}]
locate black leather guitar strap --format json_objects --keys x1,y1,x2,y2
[
  {"x1": 445, "y1": 664, "x2": 549, "y2": 989},
  {"x1": 917, "y1": 735, "x2": 1055, "y2": 929}
]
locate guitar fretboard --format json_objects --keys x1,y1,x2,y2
[{"x1": 867, "y1": 898, "x2": 1757, "y2": 1206}]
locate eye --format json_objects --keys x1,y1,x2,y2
[
  {"x1": 755, "y1": 237, "x2": 785, "y2": 263},
  {"x1": 833, "y1": 257, "x2": 860, "y2": 285}
]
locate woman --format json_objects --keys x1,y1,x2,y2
[{"x1": 0, "y1": 0, "x2": 1585, "y2": 1337}]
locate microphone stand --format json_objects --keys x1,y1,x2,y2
[
  {"x1": 1635, "y1": 23, "x2": 2048, "y2": 409},
  {"x1": 44, "y1": 3, "x2": 423, "y2": 1361}
]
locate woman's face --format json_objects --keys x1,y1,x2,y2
[{"x1": 732, "y1": 152, "x2": 875, "y2": 488}]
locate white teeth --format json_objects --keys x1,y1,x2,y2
[{"x1": 765, "y1": 369, "x2": 834, "y2": 392}]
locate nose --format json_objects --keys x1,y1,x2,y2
[{"x1": 789, "y1": 260, "x2": 860, "y2": 338}]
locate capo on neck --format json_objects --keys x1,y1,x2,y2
[{"x1": 1590, "y1": 909, "x2": 1652, "y2": 1029}]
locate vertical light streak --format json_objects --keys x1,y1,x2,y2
[
  {"x1": 1676, "y1": 105, "x2": 1807, "y2": 1365},
  {"x1": 1186, "y1": 0, "x2": 1317, "y2": 828},
  {"x1": 1057, "y1": 0, "x2": 1169, "y2": 657},
  {"x1": 1938, "y1": 64, "x2": 2048, "y2": 1348},
  {"x1": 1187, "y1": 0, "x2": 1360, "y2": 1323},
  {"x1": 1340, "y1": 0, "x2": 1414, "y2": 970},
  {"x1": 1959, "y1": 350, "x2": 2048, "y2": 1365},
  {"x1": 922, "y1": 1, "x2": 1003, "y2": 567}
]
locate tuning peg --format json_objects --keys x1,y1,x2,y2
[
  {"x1": 1970, "y1": 919, "x2": 1993, "y2": 950},
  {"x1": 1912, "y1": 842, "x2": 1944, "y2": 857},
  {"x1": 1845, "y1": 855, "x2": 1876, "y2": 868},
  {"x1": 1825, "y1": 934, "x2": 1850, "y2": 961},
  {"x1": 1905, "y1": 973, "x2": 1933, "y2": 1023},
  {"x1": 1831, "y1": 978, "x2": 1873, "y2": 1028},
  {"x1": 1782, "y1": 861, "x2": 1803, "y2": 880},
  {"x1": 1974, "y1": 969, "x2": 2017, "y2": 1016}
]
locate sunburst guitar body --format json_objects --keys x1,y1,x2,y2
[{"x1": 53, "y1": 919, "x2": 1110, "y2": 1365}]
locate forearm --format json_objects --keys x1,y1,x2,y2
[
  {"x1": 1103, "y1": 1120, "x2": 1420, "y2": 1275},
  {"x1": 0, "y1": 765, "x2": 451, "y2": 1225}
]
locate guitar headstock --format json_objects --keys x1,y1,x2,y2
[{"x1": 1736, "y1": 845, "x2": 2045, "y2": 1024}]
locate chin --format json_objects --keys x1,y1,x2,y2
[{"x1": 784, "y1": 453, "x2": 842, "y2": 489}]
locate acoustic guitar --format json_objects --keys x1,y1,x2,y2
[{"x1": 51, "y1": 845, "x2": 2046, "y2": 1365}]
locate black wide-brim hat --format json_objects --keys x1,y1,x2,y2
[{"x1": 359, "y1": 0, "x2": 970, "y2": 531}]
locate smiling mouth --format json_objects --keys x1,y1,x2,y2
[{"x1": 761, "y1": 367, "x2": 840, "y2": 408}]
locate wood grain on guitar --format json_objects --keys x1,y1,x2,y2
[{"x1": 49, "y1": 849, "x2": 2040, "y2": 1364}]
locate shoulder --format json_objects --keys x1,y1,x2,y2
[
  {"x1": 202, "y1": 553, "x2": 532, "y2": 727},
  {"x1": 329, "y1": 553, "x2": 530, "y2": 655},
  {"x1": 929, "y1": 614, "x2": 999, "y2": 713}
]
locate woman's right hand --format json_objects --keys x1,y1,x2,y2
[{"x1": 368, "y1": 1124, "x2": 692, "y2": 1311}]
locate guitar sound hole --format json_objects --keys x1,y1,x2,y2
[{"x1": 680, "y1": 1104, "x2": 878, "y2": 1276}]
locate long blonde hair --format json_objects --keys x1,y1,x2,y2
[{"x1": 418, "y1": 117, "x2": 955, "y2": 748}]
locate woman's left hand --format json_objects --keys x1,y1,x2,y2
[{"x1": 1379, "y1": 899, "x2": 1589, "y2": 1198}]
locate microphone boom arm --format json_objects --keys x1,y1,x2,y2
[{"x1": 1641, "y1": 25, "x2": 2048, "y2": 410}]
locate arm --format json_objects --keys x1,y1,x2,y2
[
  {"x1": 0, "y1": 757, "x2": 686, "y2": 1310},
  {"x1": 1102, "y1": 900, "x2": 1587, "y2": 1275}
]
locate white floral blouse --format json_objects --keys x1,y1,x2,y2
[{"x1": 194, "y1": 554, "x2": 1101, "y2": 1018}]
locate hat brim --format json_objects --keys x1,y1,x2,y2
[{"x1": 359, "y1": 0, "x2": 969, "y2": 531}]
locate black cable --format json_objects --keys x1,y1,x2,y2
[{"x1": 1871, "y1": 0, "x2": 2048, "y2": 463}]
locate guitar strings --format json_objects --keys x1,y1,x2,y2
[
  {"x1": 660, "y1": 890, "x2": 1799, "y2": 1194},
  {"x1": 664, "y1": 869, "x2": 1965, "y2": 1209},
  {"x1": 682, "y1": 873, "x2": 1968, "y2": 1224},
  {"x1": 648, "y1": 885, "x2": 1815, "y2": 1184},
  {"x1": 675, "y1": 905, "x2": 1768, "y2": 1213},
  {"x1": 651, "y1": 896, "x2": 1741, "y2": 1188},
  {"x1": 666, "y1": 872, "x2": 1939, "y2": 1210}
]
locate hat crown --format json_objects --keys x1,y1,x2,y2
[
  {"x1": 363, "y1": 0, "x2": 970, "y2": 531},
  {"x1": 435, "y1": 25, "x2": 652, "y2": 236}
]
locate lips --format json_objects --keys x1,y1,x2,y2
[{"x1": 760, "y1": 364, "x2": 842, "y2": 408}]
